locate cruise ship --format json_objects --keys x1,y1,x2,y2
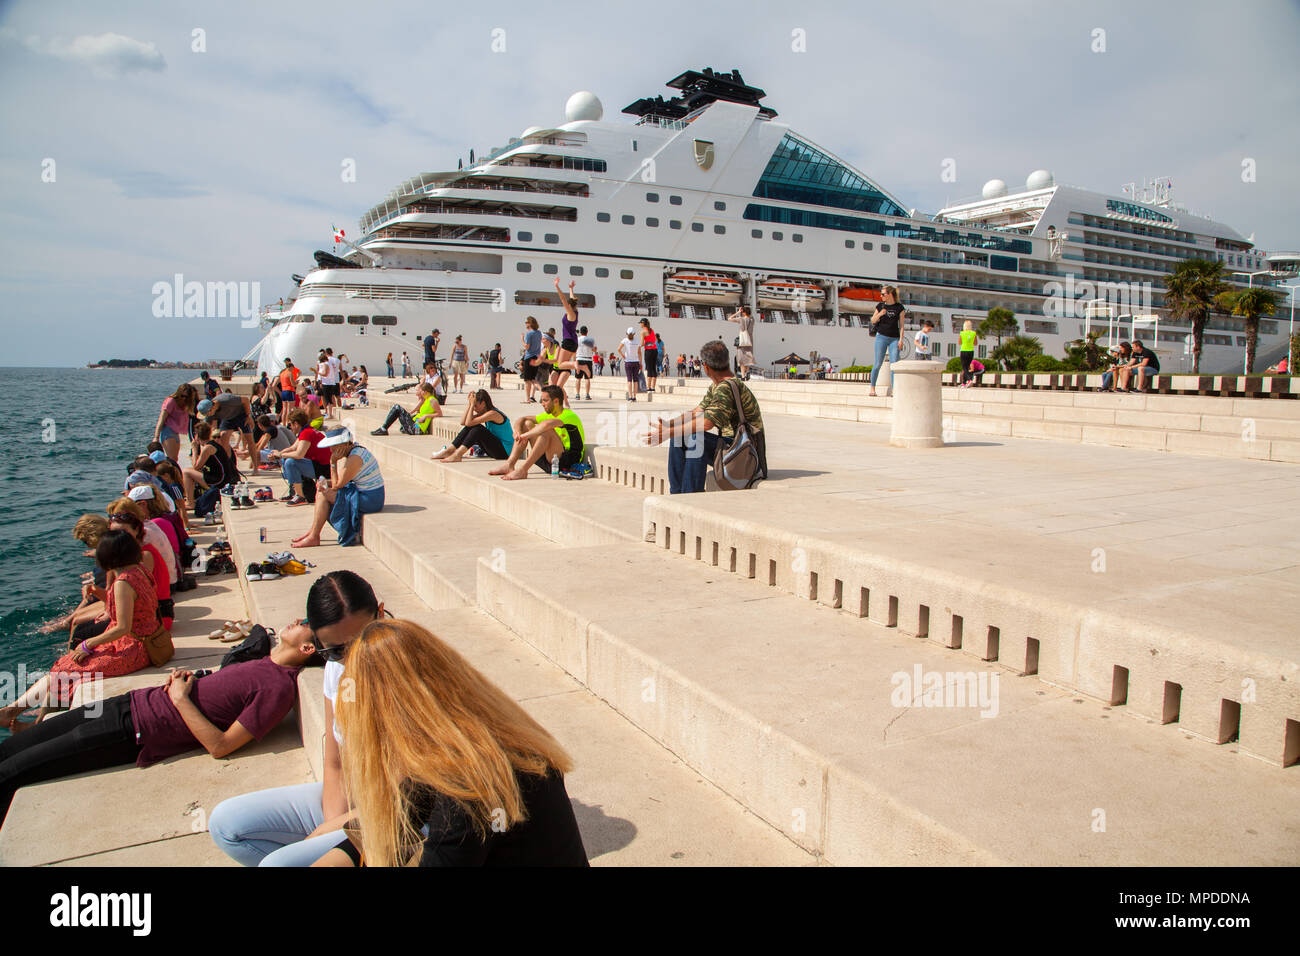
[{"x1": 247, "y1": 68, "x2": 1297, "y2": 378}]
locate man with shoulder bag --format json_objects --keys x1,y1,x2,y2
[{"x1": 643, "y1": 340, "x2": 768, "y2": 493}]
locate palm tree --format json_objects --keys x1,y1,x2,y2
[
  {"x1": 1164, "y1": 258, "x2": 1230, "y2": 373},
  {"x1": 979, "y1": 308, "x2": 1019, "y2": 349},
  {"x1": 991, "y1": 334, "x2": 1044, "y2": 371},
  {"x1": 1217, "y1": 287, "x2": 1280, "y2": 374}
]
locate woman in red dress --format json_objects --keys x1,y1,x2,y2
[{"x1": 1, "y1": 531, "x2": 156, "y2": 728}]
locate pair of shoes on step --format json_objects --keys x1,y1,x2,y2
[
  {"x1": 209, "y1": 619, "x2": 253, "y2": 642},
  {"x1": 246, "y1": 561, "x2": 283, "y2": 582}
]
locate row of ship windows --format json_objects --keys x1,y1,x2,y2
[
  {"x1": 543, "y1": 216, "x2": 899, "y2": 252},
  {"x1": 515, "y1": 263, "x2": 637, "y2": 278}
]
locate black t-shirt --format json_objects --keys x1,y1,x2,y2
[
  {"x1": 873, "y1": 303, "x2": 904, "y2": 338},
  {"x1": 488, "y1": 347, "x2": 501, "y2": 368},
  {"x1": 413, "y1": 769, "x2": 589, "y2": 867},
  {"x1": 423, "y1": 335, "x2": 437, "y2": 364},
  {"x1": 1133, "y1": 348, "x2": 1160, "y2": 372}
]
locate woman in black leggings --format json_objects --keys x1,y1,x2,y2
[{"x1": 430, "y1": 390, "x2": 513, "y2": 462}]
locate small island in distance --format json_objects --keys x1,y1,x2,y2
[{"x1": 87, "y1": 359, "x2": 243, "y2": 369}]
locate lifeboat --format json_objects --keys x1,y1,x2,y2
[
  {"x1": 756, "y1": 278, "x2": 826, "y2": 310},
  {"x1": 664, "y1": 271, "x2": 744, "y2": 306},
  {"x1": 838, "y1": 285, "x2": 884, "y2": 314}
]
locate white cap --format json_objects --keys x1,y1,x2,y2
[
  {"x1": 127, "y1": 485, "x2": 156, "y2": 501},
  {"x1": 627, "y1": 327, "x2": 636, "y2": 336}
]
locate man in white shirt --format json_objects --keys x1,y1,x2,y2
[
  {"x1": 574, "y1": 327, "x2": 596, "y2": 401},
  {"x1": 619, "y1": 327, "x2": 642, "y2": 403}
]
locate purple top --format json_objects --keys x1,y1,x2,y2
[
  {"x1": 562, "y1": 311, "x2": 578, "y2": 342},
  {"x1": 129, "y1": 657, "x2": 300, "y2": 767}
]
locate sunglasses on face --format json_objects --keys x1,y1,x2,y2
[{"x1": 307, "y1": 609, "x2": 390, "y2": 662}]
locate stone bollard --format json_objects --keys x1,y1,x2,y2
[{"x1": 889, "y1": 360, "x2": 945, "y2": 448}]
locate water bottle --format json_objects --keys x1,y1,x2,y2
[{"x1": 551, "y1": 454, "x2": 560, "y2": 477}]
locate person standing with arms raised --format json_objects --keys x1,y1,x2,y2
[{"x1": 869, "y1": 286, "x2": 906, "y2": 397}]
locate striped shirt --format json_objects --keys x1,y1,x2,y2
[{"x1": 346, "y1": 446, "x2": 384, "y2": 491}]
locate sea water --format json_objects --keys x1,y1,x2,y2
[{"x1": 0, "y1": 368, "x2": 195, "y2": 686}]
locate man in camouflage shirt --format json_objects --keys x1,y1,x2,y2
[{"x1": 643, "y1": 340, "x2": 768, "y2": 493}]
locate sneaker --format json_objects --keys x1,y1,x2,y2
[
  {"x1": 278, "y1": 490, "x2": 295, "y2": 502},
  {"x1": 240, "y1": 496, "x2": 255, "y2": 509},
  {"x1": 259, "y1": 561, "x2": 282, "y2": 580},
  {"x1": 203, "y1": 513, "x2": 217, "y2": 526},
  {"x1": 286, "y1": 494, "x2": 307, "y2": 506},
  {"x1": 371, "y1": 427, "x2": 387, "y2": 436},
  {"x1": 246, "y1": 563, "x2": 263, "y2": 582}
]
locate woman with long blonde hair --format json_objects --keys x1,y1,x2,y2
[{"x1": 332, "y1": 619, "x2": 587, "y2": 867}]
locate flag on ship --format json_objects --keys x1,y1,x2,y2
[{"x1": 333, "y1": 225, "x2": 345, "y2": 243}]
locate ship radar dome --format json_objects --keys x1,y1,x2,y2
[
  {"x1": 982, "y1": 179, "x2": 1008, "y2": 199},
  {"x1": 521, "y1": 126, "x2": 544, "y2": 138},
  {"x1": 564, "y1": 91, "x2": 603, "y2": 123},
  {"x1": 1026, "y1": 169, "x2": 1054, "y2": 190}
]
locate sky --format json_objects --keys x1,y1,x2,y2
[{"x1": 1, "y1": 0, "x2": 1296, "y2": 367}]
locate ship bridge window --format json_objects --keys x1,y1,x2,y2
[
  {"x1": 622, "y1": 215, "x2": 634, "y2": 225},
  {"x1": 714, "y1": 201, "x2": 726, "y2": 211},
  {"x1": 516, "y1": 262, "x2": 532, "y2": 272},
  {"x1": 754, "y1": 132, "x2": 908, "y2": 216},
  {"x1": 597, "y1": 213, "x2": 611, "y2": 223},
  {"x1": 990, "y1": 255, "x2": 1018, "y2": 272},
  {"x1": 291, "y1": 314, "x2": 315, "y2": 323},
  {"x1": 669, "y1": 195, "x2": 682, "y2": 205},
  {"x1": 347, "y1": 315, "x2": 369, "y2": 325},
  {"x1": 543, "y1": 264, "x2": 558, "y2": 274},
  {"x1": 321, "y1": 314, "x2": 344, "y2": 325},
  {"x1": 691, "y1": 222, "x2": 704, "y2": 232},
  {"x1": 646, "y1": 193, "x2": 659, "y2": 202},
  {"x1": 714, "y1": 225, "x2": 726, "y2": 234},
  {"x1": 670, "y1": 220, "x2": 682, "y2": 230},
  {"x1": 595, "y1": 267, "x2": 610, "y2": 277},
  {"x1": 517, "y1": 231, "x2": 533, "y2": 241},
  {"x1": 544, "y1": 234, "x2": 559, "y2": 244},
  {"x1": 372, "y1": 315, "x2": 397, "y2": 326},
  {"x1": 561, "y1": 157, "x2": 607, "y2": 172}
]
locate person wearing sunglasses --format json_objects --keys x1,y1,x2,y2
[
  {"x1": 209, "y1": 570, "x2": 384, "y2": 866},
  {"x1": 0, "y1": 621, "x2": 319, "y2": 828}
]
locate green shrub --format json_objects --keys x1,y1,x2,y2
[
  {"x1": 945, "y1": 357, "x2": 963, "y2": 373},
  {"x1": 839, "y1": 365, "x2": 871, "y2": 374},
  {"x1": 1026, "y1": 355, "x2": 1064, "y2": 372}
]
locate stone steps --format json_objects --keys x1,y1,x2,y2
[
  {"x1": 348, "y1": 450, "x2": 1300, "y2": 864},
  {"x1": 226, "y1": 464, "x2": 810, "y2": 865}
]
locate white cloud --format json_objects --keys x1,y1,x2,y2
[{"x1": 20, "y1": 31, "x2": 165, "y2": 77}]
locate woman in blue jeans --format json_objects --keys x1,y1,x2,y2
[
  {"x1": 209, "y1": 571, "x2": 386, "y2": 866},
  {"x1": 869, "y1": 286, "x2": 907, "y2": 397}
]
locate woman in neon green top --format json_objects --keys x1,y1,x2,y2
[{"x1": 959, "y1": 320, "x2": 979, "y2": 387}]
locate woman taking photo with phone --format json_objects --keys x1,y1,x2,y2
[{"x1": 869, "y1": 286, "x2": 907, "y2": 397}]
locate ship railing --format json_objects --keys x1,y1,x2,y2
[{"x1": 634, "y1": 114, "x2": 689, "y2": 131}]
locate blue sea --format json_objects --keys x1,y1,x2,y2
[{"x1": 0, "y1": 367, "x2": 195, "y2": 683}]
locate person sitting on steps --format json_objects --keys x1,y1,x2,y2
[
  {"x1": 488, "y1": 385, "x2": 585, "y2": 481},
  {"x1": 431, "y1": 389, "x2": 514, "y2": 462}
]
